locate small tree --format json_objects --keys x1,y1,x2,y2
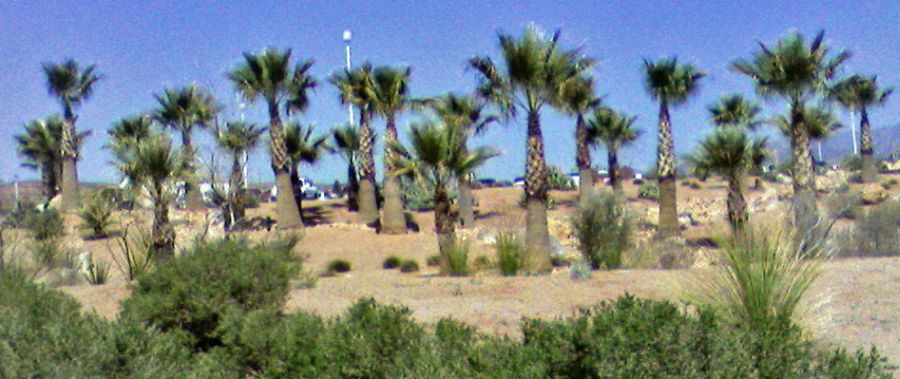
[{"x1": 587, "y1": 106, "x2": 642, "y2": 192}]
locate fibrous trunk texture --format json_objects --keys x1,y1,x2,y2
[
  {"x1": 656, "y1": 102, "x2": 679, "y2": 238},
  {"x1": 525, "y1": 112, "x2": 551, "y2": 271}
]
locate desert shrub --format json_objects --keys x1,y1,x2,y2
[
  {"x1": 494, "y1": 230, "x2": 523, "y2": 276},
  {"x1": 569, "y1": 259, "x2": 592, "y2": 280},
  {"x1": 382, "y1": 255, "x2": 402, "y2": 269},
  {"x1": 31, "y1": 238, "x2": 74, "y2": 271},
  {"x1": 638, "y1": 181, "x2": 660, "y2": 200},
  {"x1": 572, "y1": 194, "x2": 633, "y2": 269},
  {"x1": 23, "y1": 208, "x2": 64, "y2": 241},
  {"x1": 401, "y1": 178, "x2": 457, "y2": 212},
  {"x1": 83, "y1": 260, "x2": 110, "y2": 285},
  {"x1": 836, "y1": 199, "x2": 900, "y2": 257},
  {"x1": 120, "y1": 237, "x2": 302, "y2": 351},
  {"x1": 442, "y1": 241, "x2": 469, "y2": 276},
  {"x1": 547, "y1": 165, "x2": 575, "y2": 190},
  {"x1": 325, "y1": 259, "x2": 352, "y2": 275},
  {"x1": 842, "y1": 154, "x2": 864, "y2": 171},
  {"x1": 399, "y1": 260, "x2": 420, "y2": 273},
  {"x1": 426, "y1": 254, "x2": 440, "y2": 267},
  {"x1": 824, "y1": 191, "x2": 861, "y2": 220},
  {"x1": 881, "y1": 178, "x2": 898, "y2": 189},
  {"x1": 79, "y1": 191, "x2": 115, "y2": 238},
  {"x1": 625, "y1": 241, "x2": 696, "y2": 269},
  {"x1": 109, "y1": 225, "x2": 156, "y2": 281}
]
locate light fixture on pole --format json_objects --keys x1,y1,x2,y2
[{"x1": 343, "y1": 30, "x2": 354, "y2": 126}]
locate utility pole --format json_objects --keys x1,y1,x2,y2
[
  {"x1": 344, "y1": 30, "x2": 353, "y2": 126},
  {"x1": 850, "y1": 110, "x2": 858, "y2": 155}
]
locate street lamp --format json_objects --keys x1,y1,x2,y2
[{"x1": 343, "y1": 30, "x2": 354, "y2": 126}]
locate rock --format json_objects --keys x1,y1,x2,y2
[
  {"x1": 678, "y1": 213, "x2": 693, "y2": 229},
  {"x1": 76, "y1": 251, "x2": 92, "y2": 276},
  {"x1": 35, "y1": 268, "x2": 85, "y2": 287},
  {"x1": 858, "y1": 184, "x2": 888, "y2": 205},
  {"x1": 816, "y1": 170, "x2": 847, "y2": 193}
]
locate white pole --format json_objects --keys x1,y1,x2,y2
[
  {"x1": 850, "y1": 110, "x2": 858, "y2": 155},
  {"x1": 344, "y1": 30, "x2": 353, "y2": 126},
  {"x1": 13, "y1": 175, "x2": 19, "y2": 209}
]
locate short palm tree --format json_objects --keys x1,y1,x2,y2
[
  {"x1": 228, "y1": 48, "x2": 316, "y2": 230},
  {"x1": 284, "y1": 122, "x2": 329, "y2": 215},
  {"x1": 215, "y1": 121, "x2": 265, "y2": 224},
  {"x1": 430, "y1": 93, "x2": 498, "y2": 227},
  {"x1": 372, "y1": 65, "x2": 414, "y2": 234},
  {"x1": 643, "y1": 58, "x2": 705, "y2": 238},
  {"x1": 559, "y1": 75, "x2": 602, "y2": 205},
  {"x1": 687, "y1": 128, "x2": 768, "y2": 231},
  {"x1": 16, "y1": 116, "x2": 65, "y2": 199},
  {"x1": 470, "y1": 25, "x2": 593, "y2": 270},
  {"x1": 42, "y1": 59, "x2": 101, "y2": 210},
  {"x1": 331, "y1": 124, "x2": 361, "y2": 211},
  {"x1": 830, "y1": 75, "x2": 893, "y2": 182},
  {"x1": 732, "y1": 30, "x2": 849, "y2": 228},
  {"x1": 151, "y1": 85, "x2": 218, "y2": 211},
  {"x1": 108, "y1": 115, "x2": 154, "y2": 208},
  {"x1": 120, "y1": 134, "x2": 187, "y2": 261},
  {"x1": 389, "y1": 120, "x2": 497, "y2": 259},
  {"x1": 587, "y1": 106, "x2": 641, "y2": 192},
  {"x1": 330, "y1": 63, "x2": 379, "y2": 225}
]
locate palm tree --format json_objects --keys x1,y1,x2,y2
[
  {"x1": 215, "y1": 121, "x2": 265, "y2": 224},
  {"x1": 732, "y1": 30, "x2": 849, "y2": 229},
  {"x1": 330, "y1": 63, "x2": 379, "y2": 226},
  {"x1": 830, "y1": 75, "x2": 893, "y2": 182},
  {"x1": 108, "y1": 115, "x2": 154, "y2": 209},
  {"x1": 120, "y1": 134, "x2": 187, "y2": 261},
  {"x1": 470, "y1": 25, "x2": 593, "y2": 270},
  {"x1": 389, "y1": 120, "x2": 497, "y2": 260},
  {"x1": 331, "y1": 124, "x2": 361, "y2": 211},
  {"x1": 687, "y1": 128, "x2": 768, "y2": 231},
  {"x1": 559, "y1": 76, "x2": 602, "y2": 205},
  {"x1": 643, "y1": 58, "x2": 705, "y2": 238},
  {"x1": 771, "y1": 106, "x2": 843, "y2": 171},
  {"x1": 151, "y1": 85, "x2": 218, "y2": 211},
  {"x1": 228, "y1": 48, "x2": 316, "y2": 230},
  {"x1": 42, "y1": 59, "x2": 101, "y2": 211},
  {"x1": 284, "y1": 122, "x2": 329, "y2": 217},
  {"x1": 371, "y1": 65, "x2": 414, "y2": 234},
  {"x1": 430, "y1": 93, "x2": 498, "y2": 227},
  {"x1": 587, "y1": 106, "x2": 641, "y2": 192},
  {"x1": 708, "y1": 94, "x2": 763, "y2": 129},
  {"x1": 16, "y1": 117, "x2": 65, "y2": 200}
]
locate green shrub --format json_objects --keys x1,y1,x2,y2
[
  {"x1": 120, "y1": 237, "x2": 302, "y2": 351},
  {"x1": 547, "y1": 165, "x2": 574, "y2": 190},
  {"x1": 399, "y1": 260, "x2": 420, "y2": 273},
  {"x1": 24, "y1": 208, "x2": 64, "y2": 241},
  {"x1": 881, "y1": 178, "x2": 898, "y2": 190},
  {"x1": 836, "y1": 199, "x2": 900, "y2": 257},
  {"x1": 824, "y1": 191, "x2": 861, "y2": 220},
  {"x1": 326, "y1": 259, "x2": 352, "y2": 275},
  {"x1": 79, "y1": 191, "x2": 115, "y2": 239},
  {"x1": 382, "y1": 255, "x2": 402, "y2": 269},
  {"x1": 32, "y1": 238, "x2": 74, "y2": 271},
  {"x1": 494, "y1": 230, "x2": 523, "y2": 276},
  {"x1": 441, "y1": 241, "x2": 469, "y2": 276},
  {"x1": 426, "y1": 254, "x2": 441, "y2": 267},
  {"x1": 638, "y1": 181, "x2": 660, "y2": 200},
  {"x1": 572, "y1": 194, "x2": 633, "y2": 269}
]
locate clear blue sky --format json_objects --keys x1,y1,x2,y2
[{"x1": 2, "y1": 1, "x2": 898, "y2": 185}]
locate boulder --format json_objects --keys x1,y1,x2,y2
[
  {"x1": 816, "y1": 170, "x2": 847, "y2": 193},
  {"x1": 858, "y1": 184, "x2": 888, "y2": 205}
]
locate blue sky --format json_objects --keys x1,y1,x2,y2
[{"x1": 1, "y1": 1, "x2": 898, "y2": 185}]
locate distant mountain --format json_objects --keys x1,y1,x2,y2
[{"x1": 769, "y1": 123, "x2": 900, "y2": 164}]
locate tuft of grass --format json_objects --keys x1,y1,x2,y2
[
  {"x1": 494, "y1": 230, "x2": 523, "y2": 276},
  {"x1": 572, "y1": 194, "x2": 633, "y2": 269},
  {"x1": 325, "y1": 259, "x2": 352, "y2": 276},
  {"x1": 399, "y1": 260, "x2": 420, "y2": 273},
  {"x1": 441, "y1": 241, "x2": 469, "y2": 277},
  {"x1": 425, "y1": 254, "x2": 440, "y2": 267},
  {"x1": 382, "y1": 256, "x2": 402, "y2": 269},
  {"x1": 82, "y1": 261, "x2": 110, "y2": 285}
]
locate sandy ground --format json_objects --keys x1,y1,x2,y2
[{"x1": 49, "y1": 178, "x2": 900, "y2": 369}]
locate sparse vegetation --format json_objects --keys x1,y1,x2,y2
[
  {"x1": 79, "y1": 191, "x2": 115, "y2": 238},
  {"x1": 638, "y1": 181, "x2": 659, "y2": 200},
  {"x1": 399, "y1": 260, "x2": 420, "y2": 273},
  {"x1": 494, "y1": 230, "x2": 523, "y2": 276},
  {"x1": 836, "y1": 199, "x2": 900, "y2": 257},
  {"x1": 426, "y1": 254, "x2": 440, "y2": 267},
  {"x1": 108, "y1": 225, "x2": 155, "y2": 281},
  {"x1": 82, "y1": 260, "x2": 110, "y2": 285},
  {"x1": 382, "y1": 255, "x2": 402, "y2": 269},
  {"x1": 25, "y1": 208, "x2": 65, "y2": 242},
  {"x1": 572, "y1": 194, "x2": 633, "y2": 269},
  {"x1": 441, "y1": 240, "x2": 469, "y2": 276},
  {"x1": 325, "y1": 259, "x2": 352, "y2": 275}
]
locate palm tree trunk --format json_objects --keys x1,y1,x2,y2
[
  {"x1": 357, "y1": 111, "x2": 379, "y2": 226},
  {"x1": 381, "y1": 115, "x2": 407, "y2": 234},
  {"x1": 458, "y1": 175, "x2": 476, "y2": 228},
  {"x1": 656, "y1": 101, "x2": 680, "y2": 238},
  {"x1": 151, "y1": 184, "x2": 175, "y2": 262},
  {"x1": 433, "y1": 185, "x2": 455, "y2": 256},
  {"x1": 230, "y1": 155, "x2": 245, "y2": 223},
  {"x1": 608, "y1": 146, "x2": 623, "y2": 194},
  {"x1": 789, "y1": 103, "x2": 818, "y2": 232},
  {"x1": 59, "y1": 108, "x2": 80, "y2": 211},
  {"x1": 726, "y1": 173, "x2": 748, "y2": 232},
  {"x1": 290, "y1": 162, "x2": 304, "y2": 219},
  {"x1": 42, "y1": 162, "x2": 58, "y2": 200},
  {"x1": 859, "y1": 108, "x2": 877, "y2": 183},
  {"x1": 575, "y1": 113, "x2": 594, "y2": 206},
  {"x1": 346, "y1": 158, "x2": 360, "y2": 211},
  {"x1": 268, "y1": 103, "x2": 304, "y2": 230},
  {"x1": 524, "y1": 111, "x2": 551, "y2": 272},
  {"x1": 181, "y1": 128, "x2": 205, "y2": 211}
]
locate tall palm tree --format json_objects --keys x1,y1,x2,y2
[
  {"x1": 559, "y1": 75, "x2": 602, "y2": 205},
  {"x1": 732, "y1": 30, "x2": 849, "y2": 229},
  {"x1": 16, "y1": 116, "x2": 65, "y2": 200},
  {"x1": 215, "y1": 121, "x2": 265, "y2": 224},
  {"x1": 228, "y1": 48, "x2": 316, "y2": 230},
  {"x1": 108, "y1": 115, "x2": 154, "y2": 209},
  {"x1": 687, "y1": 128, "x2": 768, "y2": 231},
  {"x1": 42, "y1": 59, "x2": 101, "y2": 211},
  {"x1": 389, "y1": 120, "x2": 497, "y2": 261},
  {"x1": 587, "y1": 106, "x2": 641, "y2": 192},
  {"x1": 120, "y1": 134, "x2": 187, "y2": 261},
  {"x1": 430, "y1": 93, "x2": 498, "y2": 227},
  {"x1": 284, "y1": 122, "x2": 329, "y2": 216},
  {"x1": 470, "y1": 25, "x2": 593, "y2": 270},
  {"x1": 643, "y1": 58, "x2": 705, "y2": 238},
  {"x1": 330, "y1": 63, "x2": 378, "y2": 226},
  {"x1": 151, "y1": 85, "x2": 218, "y2": 211},
  {"x1": 830, "y1": 75, "x2": 893, "y2": 182},
  {"x1": 371, "y1": 65, "x2": 414, "y2": 234},
  {"x1": 331, "y1": 124, "x2": 361, "y2": 211}
]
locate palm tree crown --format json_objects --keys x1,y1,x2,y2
[
  {"x1": 151, "y1": 86, "x2": 218, "y2": 133},
  {"x1": 687, "y1": 128, "x2": 768, "y2": 179},
  {"x1": 228, "y1": 49, "x2": 317, "y2": 114},
  {"x1": 643, "y1": 58, "x2": 705, "y2": 105},
  {"x1": 588, "y1": 107, "x2": 641, "y2": 149},
  {"x1": 829, "y1": 74, "x2": 892, "y2": 110},
  {"x1": 285, "y1": 122, "x2": 330, "y2": 167},
  {"x1": 217, "y1": 121, "x2": 265, "y2": 157},
  {"x1": 771, "y1": 106, "x2": 843, "y2": 141},
  {"x1": 431, "y1": 93, "x2": 497, "y2": 134},
  {"x1": 708, "y1": 94, "x2": 763, "y2": 129},
  {"x1": 42, "y1": 59, "x2": 101, "y2": 114}
]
